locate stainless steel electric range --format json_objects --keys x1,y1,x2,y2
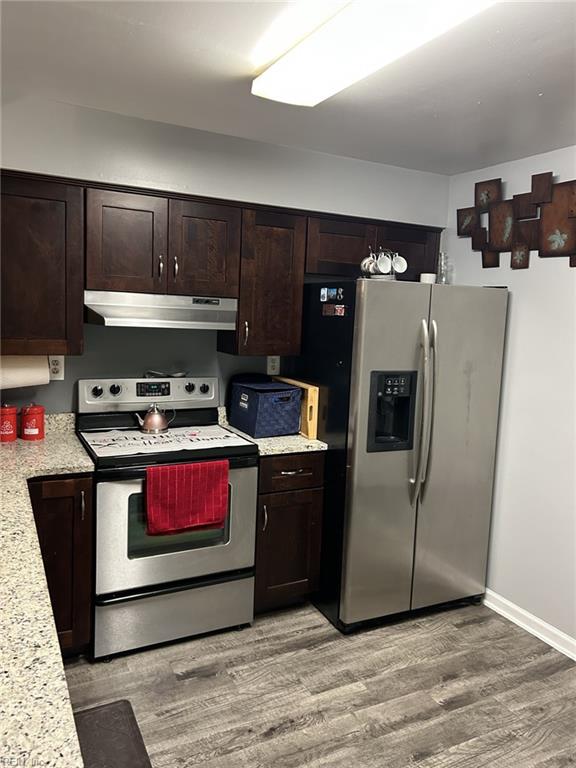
[{"x1": 76, "y1": 376, "x2": 258, "y2": 660}]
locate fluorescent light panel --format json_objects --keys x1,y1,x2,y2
[
  {"x1": 252, "y1": 1, "x2": 496, "y2": 107},
  {"x1": 251, "y1": 1, "x2": 348, "y2": 69}
]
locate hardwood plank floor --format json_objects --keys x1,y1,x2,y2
[{"x1": 65, "y1": 604, "x2": 576, "y2": 767}]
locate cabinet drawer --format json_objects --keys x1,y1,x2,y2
[{"x1": 259, "y1": 452, "x2": 325, "y2": 494}]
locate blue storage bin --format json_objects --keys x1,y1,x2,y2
[{"x1": 229, "y1": 382, "x2": 302, "y2": 438}]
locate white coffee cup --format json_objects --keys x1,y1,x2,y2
[{"x1": 420, "y1": 273, "x2": 437, "y2": 284}]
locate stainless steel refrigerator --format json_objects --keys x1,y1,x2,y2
[{"x1": 288, "y1": 278, "x2": 508, "y2": 631}]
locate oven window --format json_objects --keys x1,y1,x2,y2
[{"x1": 127, "y1": 490, "x2": 231, "y2": 559}]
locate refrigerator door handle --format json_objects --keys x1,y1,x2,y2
[
  {"x1": 410, "y1": 318, "x2": 431, "y2": 505},
  {"x1": 420, "y1": 319, "x2": 437, "y2": 498}
]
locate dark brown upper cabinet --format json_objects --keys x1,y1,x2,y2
[
  {"x1": 306, "y1": 217, "x2": 378, "y2": 276},
  {"x1": 168, "y1": 200, "x2": 240, "y2": 297},
  {"x1": 1, "y1": 176, "x2": 84, "y2": 355},
  {"x1": 306, "y1": 216, "x2": 441, "y2": 281},
  {"x1": 86, "y1": 189, "x2": 168, "y2": 293},
  {"x1": 376, "y1": 224, "x2": 441, "y2": 282},
  {"x1": 219, "y1": 209, "x2": 306, "y2": 356},
  {"x1": 29, "y1": 476, "x2": 93, "y2": 656}
]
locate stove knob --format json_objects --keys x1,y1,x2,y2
[
  {"x1": 109, "y1": 384, "x2": 122, "y2": 396},
  {"x1": 199, "y1": 383, "x2": 210, "y2": 394},
  {"x1": 185, "y1": 382, "x2": 196, "y2": 394},
  {"x1": 91, "y1": 385, "x2": 103, "y2": 398}
]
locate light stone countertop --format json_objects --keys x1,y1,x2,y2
[
  {"x1": 218, "y1": 407, "x2": 328, "y2": 455},
  {"x1": 1, "y1": 413, "x2": 93, "y2": 768}
]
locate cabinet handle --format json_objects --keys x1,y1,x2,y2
[
  {"x1": 280, "y1": 469, "x2": 305, "y2": 476},
  {"x1": 80, "y1": 490, "x2": 86, "y2": 522},
  {"x1": 244, "y1": 321, "x2": 249, "y2": 347},
  {"x1": 262, "y1": 503, "x2": 268, "y2": 532},
  {"x1": 159, "y1": 254, "x2": 164, "y2": 277},
  {"x1": 174, "y1": 256, "x2": 179, "y2": 278}
]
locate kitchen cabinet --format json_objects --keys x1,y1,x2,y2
[
  {"x1": 2, "y1": 171, "x2": 444, "y2": 356},
  {"x1": 1, "y1": 175, "x2": 84, "y2": 355},
  {"x1": 218, "y1": 209, "x2": 306, "y2": 356},
  {"x1": 306, "y1": 217, "x2": 378, "y2": 276},
  {"x1": 306, "y1": 215, "x2": 442, "y2": 280},
  {"x1": 376, "y1": 223, "x2": 442, "y2": 282},
  {"x1": 258, "y1": 451, "x2": 325, "y2": 494},
  {"x1": 255, "y1": 453, "x2": 324, "y2": 613},
  {"x1": 86, "y1": 188, "x2": 168, "y2": 293},
  {"x1": 168, "y1": 200, "x2": 241, "y2": 297},
  {"x1": 28, "y1": 476, "x2": 93, "y2": 655}
]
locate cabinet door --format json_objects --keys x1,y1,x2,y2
[
  {"x1": 306, "y1": 217, "x2": 377, "y2": 276},
  {"x1": 1, "y1": 176, "x2": 83, "y2": 355},
  {"x1": 29, "y1": 477, "x2": 93, "y2": 655},
  {"x1": 168, "y1": 200, "x2": 240, "y2": 297},
  {"x1": 86, "y1": 189, "x2": 168, "y2": 293},
  {"x1": 220, "y1": 209, "x2": 306, "y2": 356},
  {"x1": 255, "y1": 488, "x2": 323, "y2": 613},
  {"x1": 376, "y1": 224, "x2": 441, "y2": 282}
]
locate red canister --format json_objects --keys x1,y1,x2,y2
[
  {"x1": 21, "y1": 403, "x2": 45, "y2": 441},
  {"x1": 0, "y1": 405, "x2": 18, "y2": 442}
]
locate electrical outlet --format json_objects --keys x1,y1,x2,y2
[
  {"x1": 267, "y1": 356, "x2": 281, "y2": 376},
  {"x1": 48, "y1": 356, "x2": 65, "y2": 381}
]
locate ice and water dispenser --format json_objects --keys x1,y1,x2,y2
[{"x1": 367, "y1": 371, "x2": 417, "y2": 452}]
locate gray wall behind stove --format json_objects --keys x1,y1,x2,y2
[{"x1": 7, "y1": 325, "x2": 267, "y2": 413}]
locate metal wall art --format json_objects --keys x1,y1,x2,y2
[{"x1": 457, "y1": 172, "x2": 576, "y2": 269}]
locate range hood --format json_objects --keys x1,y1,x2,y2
[{"x1": 84, "y1": 291, "x2": 237, "y2": 331}]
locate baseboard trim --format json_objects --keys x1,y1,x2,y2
[{"x1": 483, "y1": 589, "x2": 576, "y2": 661}]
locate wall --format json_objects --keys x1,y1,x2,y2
[
  {"x1": 5, "y1": 326, "x2": 265, "y2": 412},
  {"x1": 443, "y1": 145, "x2": 576, "y2": 639},
  {"x1": 1, "y1": 98, "x2": 448, "y2": 226}
]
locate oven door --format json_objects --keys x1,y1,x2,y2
[{"x1": 96, "y1": 463, "x2": 257, "y2": 595}]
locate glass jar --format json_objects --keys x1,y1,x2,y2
[{"x1": 437, "y1": 252, "x2": 452, "y2": 284}]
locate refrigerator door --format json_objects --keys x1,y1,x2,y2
[
  {"x1": 411, "y1": 285, "x2": 508, "y2": 609},
  {"x1": 340, "y1": 280, "x2": 431, "y2": 624}
]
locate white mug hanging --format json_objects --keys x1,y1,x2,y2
[
  {"x1": 392, "y1": 254, "x2": 408, "y2": 274},
  {"x1": 376, "y1": 252, "x2": 392, "y2": 274}
]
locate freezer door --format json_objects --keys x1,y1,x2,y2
[
  {"x1": 340, "y1": 280, "x2": 431, "y2": 624},
  {"x1": 411, "y1": 285, "x2": 508, "y2": 609}
]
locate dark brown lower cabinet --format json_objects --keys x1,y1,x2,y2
[
  {"x1": 255, "y1": 486, "x2": 323, "y2": 613},
  {"x1": 28, "y1": 476, "x2": 93, "y2": 655}
]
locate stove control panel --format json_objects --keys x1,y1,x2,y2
[
  {"x1": 78, "y1": 377, "x2": 219, "y2": 413},
  {"x1": 136, "y1": 381, "x2": 171, "y2": 397}
]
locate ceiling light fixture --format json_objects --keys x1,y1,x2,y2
[
  {"x1": 251, "y1": 0, "x2": 348, "y2": 70},
  {"x1": 252, "y1": 1, "x2": 496, "y2": 107}
]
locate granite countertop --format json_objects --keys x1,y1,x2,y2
[
  {"x1": 1, "y1": 414, "x2": 93, "y2": 768},
  {"x1": 218, "y1": 407, "x2": 328, "y2": 455}
]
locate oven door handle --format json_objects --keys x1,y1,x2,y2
[{"x1": 94, "y1": 454, "x2": 258, "y2": 481}]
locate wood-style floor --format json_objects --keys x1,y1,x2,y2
[{"x1": 65, "y1": 604, "x2": 576, "y2": 768}]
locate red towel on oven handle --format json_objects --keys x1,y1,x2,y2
[{"x1": 146, "y1": 460, "x2": 230, "y2": 535}]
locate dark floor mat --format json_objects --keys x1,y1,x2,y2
[{"x1": 74, "y1": 699, "x2": 152, "y2": 768}]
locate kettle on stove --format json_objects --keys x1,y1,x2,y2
[{"x1": 135, "y1": 404, "x2": 175, "y2": 434}]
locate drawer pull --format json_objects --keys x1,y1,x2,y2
[{"x1": 280, "y1": 469, "x2": 305, "y2": 476}]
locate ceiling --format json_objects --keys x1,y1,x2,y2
[{"x1": 1, "y1": 1, "x2": 575, "y2": 175}]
